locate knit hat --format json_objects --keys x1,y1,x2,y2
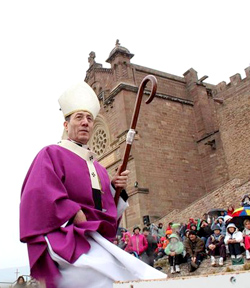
[
  {"x1": 188, "y1": 230, "x2": 197, "y2": 236},
  {"x1": 212, "y1": 224, "x2": 221, "y2": 231}
]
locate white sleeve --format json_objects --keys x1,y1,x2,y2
[
  {"x1": 224, "y1": 234, "x2": 229, "y2": 244},
  {"x1": 110, "y1": 184, "x2": 129, "y2": 219},
  {"x1": 235, "y1": 231, "x2": 243, "y2": 243}
]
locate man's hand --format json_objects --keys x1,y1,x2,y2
[
  {"x1": 73, "y1": 210, "x2": 87, "y2": 225},
  {"x1": 111, "y1": 165, "x2": 130, "y2": 189},
  {"x1": 191, "y1": 256, "x2": 196, "y2": 263}
]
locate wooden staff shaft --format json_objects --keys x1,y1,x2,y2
[{"x1": 114, "y1": 75, "x2": 157, "y2": 206}]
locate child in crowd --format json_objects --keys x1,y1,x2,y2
[
  {"x1": 207, "y1": 225, "x2": 226, "y2": 266},
  {"x1": 165, "y1": 234, "x2": 184, "y2": 274},
  {"x1": 242, "y1": 219, "x2": 250, "y2": 259},
  {"x1": 224, "y1": 223, "x2": 243, "y2": 260},
  {"x1": 154, "y1": 235, "x2": 169, "y2": 261},
  {"x1": 118, "y1": 232, "x2": 132, "y2": 251}
]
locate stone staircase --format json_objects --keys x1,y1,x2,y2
[{"x1": 154, "y1": 254, "x2": 250, "y2": 278}]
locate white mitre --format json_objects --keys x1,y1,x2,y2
[{"x1": 58, "y1": 81, "x2": 100, "y2": 119}]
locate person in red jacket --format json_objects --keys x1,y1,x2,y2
[{"x1": 227, "y1": 205, "x2": 235, "y2": 217}]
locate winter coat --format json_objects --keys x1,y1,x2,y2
[
  {"x1": 224, "y1": 223, "x2": 243, "y2": 244},
  {"x1": 184, "y1": 236, "x2": 205, "y2": 257},
  {"x1": 157, "y1": 227, "x2": 165, "y2": 238},
  {"x1": 243, "y1": 227, "x2": 250, "y2": 237},
  {"x1": 208, "y1": 233, "x2": 225, "y2": 248},
  {"x1": 198, "y1": 225, "x2": 213, "y2": 238},
  {"x1": 149, "y1": 223, "x2": 158, "y2": 237},
  {"x1": 165, "y1": 234, "x2": 184, "y2": 255},
  {"x1": 128, "y1": 234, "x2": 148, "y2": 255},
  {"x1": 145, "y1": 234, "x2": 158, "y2": 256}
]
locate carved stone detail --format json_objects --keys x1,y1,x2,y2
[
  {"x1": 92, "y1": 128, "x2": 108, "y2": 156},
  {"x1": 89, "y1": 115, "x2": 110, "y2": 157}
]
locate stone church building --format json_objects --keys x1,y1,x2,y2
[{"x1": 85, "y1": 41, "x2": 250, "y2": 229}]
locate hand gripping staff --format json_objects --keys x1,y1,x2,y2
[{"x1": 114, "y1": 75, "x2": 157, "y2": 206}]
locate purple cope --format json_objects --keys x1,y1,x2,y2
[{"x1": 20, "y1": 144, "x2": 119, "y2": 288}]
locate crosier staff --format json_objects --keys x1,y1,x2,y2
[{"x1": 114, "y1": 75, "x2": 157, "y2": 206}]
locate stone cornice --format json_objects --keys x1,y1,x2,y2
[
  {"x1": 106, "y1": 82, "x2": 193, "y2": 106},
  {"x1": 132, "y1": 64, "x2": 186, "y2": 83},
  {"x1": 129, "y1": 188, "x2": 150, "y2": 197}
]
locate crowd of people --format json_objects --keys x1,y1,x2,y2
[
  {"x1": 114, "y1": 194, "x2": 250, "y2": 274},
  {"x1": 13, "y1": 276, "x2": 40, "y2": 288}
]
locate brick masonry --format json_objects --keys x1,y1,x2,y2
[
  {"x1": 85, "y1": 42, "x2": 250, "y2": 230},
  {"x1": 156, "y1": 178, "x2": 250, "y2": 226}
]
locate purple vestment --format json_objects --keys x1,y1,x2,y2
[{"x1": 20, "y1": 144, "x2": 118, "y2": 288}]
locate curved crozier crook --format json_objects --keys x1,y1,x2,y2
[
  {"x1": 144, "y1": 75, "x2": 157, "y2": 104},
  {"x1": 131, "y1": 75, "x2": 157, "y2": 129}
]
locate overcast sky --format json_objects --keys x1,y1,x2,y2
[{"x1": 0, "y1": 0, "x2": 249, "y2": 272}]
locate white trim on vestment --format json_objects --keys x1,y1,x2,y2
[
  {"x1": 58, "y1": 139, "x2": 128, "y2": 218},
  {"x1": 46, "y1": 232, "x2": 167, "y2": 288}
]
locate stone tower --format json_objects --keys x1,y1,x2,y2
[{"x1": 85, "y1": 41, "x2": 250, "y2": 229}]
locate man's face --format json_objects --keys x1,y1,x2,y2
[
  {"x1": 189, "y1": 234, "x2": 196, "y2": 241},
  {"x1": 64, "y1": 111, "x2": 94, "y2": 145}
]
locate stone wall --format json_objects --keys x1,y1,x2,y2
[
  {"x1": 156, "y1": 178, "x2": 250, "y2": 226},
  {"x1": 215, "y1": 67, "x2": 250, "y2": 181},
  {"x1": 85, "y1": 42, "x2": 250, "y2": 229}
]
